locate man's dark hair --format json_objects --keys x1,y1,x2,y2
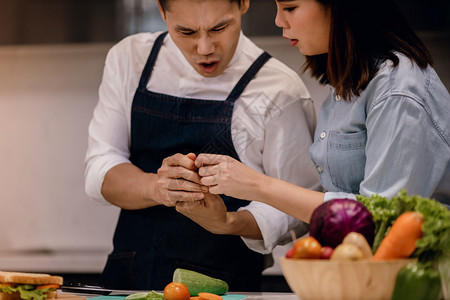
[{"x1": 159, "y1": 0, "x2": 241, "y2": 13}]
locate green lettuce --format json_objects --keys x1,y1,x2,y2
[
  {"x1": 356, "y1": 190, "x2": 450, "y2": 263},
  {"x1": 0, "y1": 284, "x2": 55, "y2": 300}
]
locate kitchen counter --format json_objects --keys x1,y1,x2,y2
[{"x1": 61, "y1": 292, "x2": 299, "y2": 300}]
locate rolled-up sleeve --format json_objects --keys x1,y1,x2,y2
[
  {"x1": 324, "y1": 191, "x2": 356, "y2": 202},
  {"x1": 239, "y1": 202, "x2": 309, "y2": 254},
  {"x1": 84, "y1": 46, "x2": 132, "y2": 204},
  {"x1": 240, "y1": 97, "x2": 321, "y2": 253}
]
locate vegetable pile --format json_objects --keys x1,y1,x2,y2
[
  {"x1": 287, "y1": 191, "x2": 450, "y2": 262},
  {"x1": 285, "y1": 190, "x2": 450, "y2": 300}
]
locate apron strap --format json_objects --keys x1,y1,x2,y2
[
  {"x1": 226, "y1": 51, "x2": 272, "y2": 103},
  {"x1": 138, "y1": 32, "x2": 271, "y2": 102},
  {"x1": 138, "y1": 31, "x2": 169, "y2": 92}
]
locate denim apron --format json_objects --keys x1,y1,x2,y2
[{"x1": 102, "y1": 32, "x2": 272, "y2": 291}]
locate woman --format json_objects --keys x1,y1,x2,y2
[{"x1": 176, "y1": 0, "x2": 450, "y2": 253}]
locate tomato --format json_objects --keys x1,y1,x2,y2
[
  {"x1": 292, "y1": 236, "x2": 322, "y2": 259},
  {"x1": 163, "y1": 282, "x2": 190, "y2": 300},
  {"x1": 36, "y1": 284, "x2": 60, "y2": 290},
  {"x1": 285, "y1": 247, "x2": 294, "y2": 258},
  {"x1": 320, "y1": 246, "x2": 334, "y2": 259}
]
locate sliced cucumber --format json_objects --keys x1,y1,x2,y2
[{"x1": 125, "y1": 291, "x2": 163, "y2": 300}]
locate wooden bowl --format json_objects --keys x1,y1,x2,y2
[{"x1": 280, "y1": 257, "x2": 415, "y2": 300}]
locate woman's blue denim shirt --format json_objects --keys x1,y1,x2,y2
[{"x1": 310, "y1": 53, "x2": 450, "y2": 206}]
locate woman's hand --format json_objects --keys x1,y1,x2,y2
[
  {"x1": 194, "y1": 153, "x2": 265, "y2": 201},
  {"x1": 154, "y1": 153, "x2": 207, "y2": 207}
]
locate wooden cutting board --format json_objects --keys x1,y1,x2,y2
[{"x1": 57, "y1": 293, "x2": 87, "y2": 300}]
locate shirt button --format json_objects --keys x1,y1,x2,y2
[
  {"x1": 320, "y1": 131, "x2": 326, "y2": 139},
  {"x1": 336, "y1": 95, "x2": 341, "y2": 101},
  {"x1": 316, "y1": 166, "x2": 323, "y2": 173}
]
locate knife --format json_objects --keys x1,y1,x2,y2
[{"x1": 61, "y1": 284, "x2": 145, "y2": 296}]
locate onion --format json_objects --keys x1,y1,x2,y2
[{"x1": 309, "y1": 198, "x2": 375, "y2": 248}]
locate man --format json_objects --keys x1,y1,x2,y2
[{"x1": 84, "y1": 0, "x2": 320, "y2": 291}]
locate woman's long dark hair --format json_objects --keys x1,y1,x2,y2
[{"x1": 305, "y1": 0, "x2": 434, "y2": 100}]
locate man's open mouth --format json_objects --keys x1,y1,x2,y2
[{"x1": 199, "y1": 61, "x2": 219, "y2": 73}]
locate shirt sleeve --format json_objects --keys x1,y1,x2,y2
[
  {"x1": 323, "y1": 192, "x2": 357, "y2": 202},
  {"x1": 238, "y1": 202, "x2": 309, "y2": 254},
  {"x1": 240, "y1": 97, "x2": 321, "y2": 253},
  {"x1": 361, "y1": 93, "x2": 449, "y2": 199},
  {"x1": 84, "y1": 45, "x2": 132, "y2": 204}
]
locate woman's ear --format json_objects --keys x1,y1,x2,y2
[
  {"x1": 240, "y1": 0, "x2": 250, "y2": 15},
  {"x1": 156, "y1": 0, "x2": 166, "y2": 21}
]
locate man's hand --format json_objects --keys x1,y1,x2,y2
[
  {"x1": 176, "y1": 192, "x2": 263, "y2": 239},
  {"x1": 154, "y1": 153, "x2": 208, "y2": 207},
  {"x1": 175, "y1": 193, "x2": 230, "y2": 234}
]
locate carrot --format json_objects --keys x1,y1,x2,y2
[
  {"x1": 36, "y1": 284, "x2": 60, "y2": 290},
  {"x1": 198, "y1": 293, "x2": 223, "y2": 300},
  {"x1": 190, "y1": 297, "x2": 201, "y2": 300},
  {"x1": 373, "y1": 211, "x2": 424, "y2": 261}
]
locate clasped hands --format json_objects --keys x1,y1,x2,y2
[
  {"x1": 155, "y1": 152, "x2": 253, "y2": 206},
  {"x1": 154, "y1": 152, "x2": 258, "y2": 234}
]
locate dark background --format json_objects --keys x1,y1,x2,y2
[{"x1": 1, "y1": 0, "x2": 449, "y2": 45}]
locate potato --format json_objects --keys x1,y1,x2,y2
[
  {"x1": 342, "y1": 232, "x2": 373, "y2": 259},
  {"x1": 331, "y1": 244, "x2": 363, "y2": 260}
]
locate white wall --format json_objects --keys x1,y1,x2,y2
[{"x1": 0, "y1": 43, "x2": 120, "y2": 272}]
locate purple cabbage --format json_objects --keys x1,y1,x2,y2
[{"x1": 309, "y1": 198, "x2": 375, "y2": 248}]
